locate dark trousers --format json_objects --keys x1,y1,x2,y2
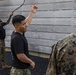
[{"x1": 0, "y1": 39, "x2": 6, "y2": 66}]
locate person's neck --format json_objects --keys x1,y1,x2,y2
[{"x1": 15, "y1": 30, "x2": 23, "y2": 35}]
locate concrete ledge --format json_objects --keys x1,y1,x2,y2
[
  {"x1": 5, "y1": 47, "x2": 50, "y2": 58},
  {"x1": 29, "y1": 51, "x2": 50, "y2": 58}
]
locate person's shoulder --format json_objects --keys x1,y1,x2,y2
[{"x1": 11, "y1": 32, "x2": 21, "y2": 40}]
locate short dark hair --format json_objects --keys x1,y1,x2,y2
[{"x1": 12, "y1": 15, "x2": 26, "y2": 26}]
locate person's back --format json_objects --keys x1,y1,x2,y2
[
  {"x1": 46, "y1": 34, "x2": 76, "y2": 75},
  {"x1": 0, "y1": 13, "x2": 13, "y2": 69}
]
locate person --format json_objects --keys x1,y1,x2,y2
[
  {"x1": 46, "y1": 34, "x2": 76, "y2": 75},
  {"x1": 0, "y1": 12, "x2": 13, "y2": 69},
  {"x1": 10, "y1": 4, "x2": 37, "y2": 75}
]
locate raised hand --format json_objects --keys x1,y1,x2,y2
[{"x1": 31, "y1": 4, "x2": 38, "y2": 13}]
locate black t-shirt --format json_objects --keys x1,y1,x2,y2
[
  {"x1": 11, "y1": 32, "x2": 30, "y2": 69},
  {"x1": 0, "y1": 22, "x2": 7, "y2": 40}
]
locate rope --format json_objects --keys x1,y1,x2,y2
[{"x1": 12, "y1": 0, "x2": 25, "y2": 13}]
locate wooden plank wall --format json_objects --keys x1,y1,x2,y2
[{"x1": 0, "y1": 0, "x2": 75, "y2": 54}]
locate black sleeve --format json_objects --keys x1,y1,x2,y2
[
  {"x1": 13, "y1": 37, "x2": 24, "y2": 54},
  {"x1": 1, "y1": 22, "x2": 7, "y2": 27}
]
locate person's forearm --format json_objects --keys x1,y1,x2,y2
[
  {"x1": 6, "y1": 15, "x2": 12, "y2": 24},
  {"x1": 17, "y1": 53, "x2": 33, "y2": 64},
  {"x1": 25, "y1": 11, "x2": 35, "y2": 26}
]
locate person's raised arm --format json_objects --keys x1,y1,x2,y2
[
  {"x1": 6, "y1": 12, "x2": 13, "y2": 24},
  {"x1": 25, "y1": 4, "x2": 38, "y2": 26}
]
